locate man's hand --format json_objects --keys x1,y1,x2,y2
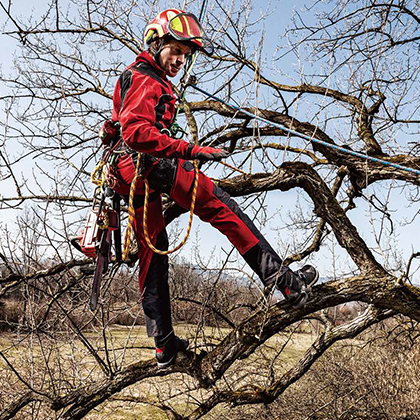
[{"x1": 187, "y1": 144, "x2": 230, "y2": 162}]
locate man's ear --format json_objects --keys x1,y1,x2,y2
[
  {"x1": 148, "y1": 40, "x2": 158, "y2": 54},
  {"x1": 149, "y1": 39, "x2": 165, "y2": 55}
]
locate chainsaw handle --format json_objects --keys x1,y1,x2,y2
[
  {"x1": 89, "y1": 229, "x2": 112, "y2": 311},
  {"x1": 70, "y1": 236, "x2": 82, "y2": 253}
]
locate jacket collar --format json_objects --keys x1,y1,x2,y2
[{"x1": 135, "y1": 50, "x2": 167, "y2": 79}]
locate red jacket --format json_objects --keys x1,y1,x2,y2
[{"x1": 111, "y1": 51, "x2": 190, "y2": 159}]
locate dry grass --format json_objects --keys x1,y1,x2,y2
[
  {"x1": 0, "y1": 323, "x2": 312, "y2": 419},
  {"x1": 1, "y1": 320, "x2": 419, "y2": 419}
]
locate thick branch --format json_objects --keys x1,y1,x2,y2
[
  {"x1": 217, "y1": 161, "x2": 384, "y2": 273},
  {"x1": 0, "y1": 392, "x2": 41, "y2": 420},
  {"x1": 190, "y1": 100, "x2": 420, "y2": 188},
  {"x1": 215, "y1": 55, "x2": 385, "y2": 154},
  {"x1": 11, "y1": 274, "x2": 418, "y2": 419},
  {"x1": 284, "y1": 167, "x2": 347, "y2": 265}
]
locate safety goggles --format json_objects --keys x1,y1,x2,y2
[{"x1": 167, "y1": 12, "x2": 214, "y2": 55}]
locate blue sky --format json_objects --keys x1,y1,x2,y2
[{"x1": 1, "y1": 1, "x2": 419, "y2": 284}]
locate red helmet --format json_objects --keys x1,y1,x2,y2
[{"x1": 144, "y1": 9, "x2": 213, "y2": 55}]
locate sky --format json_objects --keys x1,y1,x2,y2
[{"x1": 1, "y1": 0, "x2": 419, "y2": 284}]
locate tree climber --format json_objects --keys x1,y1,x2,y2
[{"x1": 108, "y1": 9, "x2": 319, "y2": 368}]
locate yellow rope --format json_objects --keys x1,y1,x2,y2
[
  {"x1": 122, "y1": 154, "x2": 142, "y2": 261},
  {"x1": 142, "y1": 159, "x2": 199, "y2": 255},
  {"x1": 122, "y1": 155, "x2": 199, "y2": 258},
  {"x1": 122, "y1": 153, "x2": 247, "y2": 259}
]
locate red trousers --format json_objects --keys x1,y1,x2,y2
[{"x1": 114, "y1": 154, "x2": 285, "y2": 337}]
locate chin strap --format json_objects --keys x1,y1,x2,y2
[{"x1": 149, "y1": 39, "x2": 165, "y2": 66}]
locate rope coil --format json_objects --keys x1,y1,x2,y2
[
  {"x1": 122, "y1": 154, "x2": 200, "y2": 258},
  {"x1": 142, "y1": 159, "x2": 199, "y2": 255},
  {"x1": 122, "y1": 154, "x2": 142, "y2": 261}
]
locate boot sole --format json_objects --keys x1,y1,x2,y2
[
  {"x1": 306, "y1": 269, "x2": 320, "y2": 290},
  {"x1": 157, "y1": 354, "x2": 177, "y2": 369}
]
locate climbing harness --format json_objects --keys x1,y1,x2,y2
[
  {"x1": 119, "y1": 37, "x2": 203, "y2": 257},
  {"x1": 142, "y1": 159, "x2": 199, "y2": 255},
  {"x1": 121, "y1": 151, "x2": 200, "y2": 257}
]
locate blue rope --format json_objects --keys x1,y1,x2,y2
[
  {"x1": 191, "y1": 85, "x2": 420, "y2": 177},
  {"x1": 198, "y1": 0, "x2": 208, "y2": 22}
]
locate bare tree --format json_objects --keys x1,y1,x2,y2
[{"x1": 1, "y1": 0, "x2": 420, "y2": 418}]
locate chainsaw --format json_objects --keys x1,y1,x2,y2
[{"x1": 71, "y1": 186, "x2": 120, "y2": 311}]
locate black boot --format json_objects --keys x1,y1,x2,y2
[
  {"x1": 266, "y1": 265, "x2": 319, "y2": 307},
  {"x1": 155, "y1": 331, "x2": 190, "y2": 369}
]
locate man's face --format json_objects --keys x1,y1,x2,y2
[{"x1": 158, "y1": 39, "x2": 192, "y2": 77}]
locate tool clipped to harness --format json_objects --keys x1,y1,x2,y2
[
  {"x1": 167, "y1": 122, "x2": 188, "y2": 139},
  {"x1": 180, "y1": 73, "x2": 198, "y2": 89},
  {"x1": 142, "y1": 158, "x2": 199, "y2": 255},
  {"x1": 71, "y1": 185, "x2": 120, "y2": 311},
  {"x1": 71, "y1": 125, "x2": 123, "y2": 311}
]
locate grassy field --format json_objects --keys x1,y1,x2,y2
[
  {"x1": 0, "y1": 323, "x2": 316, "y2": 419},
  {"x1": 3, "y1": 322, "x2": 419, "y2": 419},
  {"x1": 88, "y1": 325, "x2": 315, "y2": 420}
]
